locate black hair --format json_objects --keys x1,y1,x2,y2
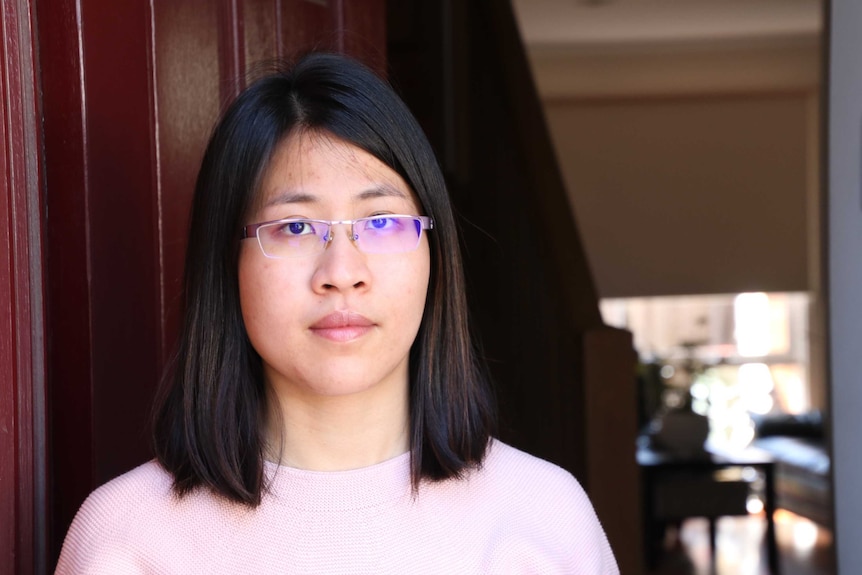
[{"x1": 152, "y1": 52, "x2": 495, "y2": 505}]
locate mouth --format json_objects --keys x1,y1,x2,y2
[{"x1": 310, "y1": 311, "x2": 375, "y2": 343}]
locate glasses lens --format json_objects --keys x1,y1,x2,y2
[
  {"x1": 354, "y1": 216, "x2": 422, "y2": 254},
  {"x1": 257, "y1": 220, "x2": 328, "y2": 258}
]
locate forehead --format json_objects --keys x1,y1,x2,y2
[{"x1": 255, "y1": 130, "x2": 420, "y2": 214}]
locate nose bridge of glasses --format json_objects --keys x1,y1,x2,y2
[{"x1": 323, "y1": 219, "x2": 360, "y2": 244}]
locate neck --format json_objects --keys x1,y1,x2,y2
[{"x1": 265, "y1": 382, "x2": 410, "y2": 471}]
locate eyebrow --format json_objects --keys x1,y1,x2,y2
[
  {"x1": 264, "y1": 184, "x2": 408, "y2": 207},
  {"x1": 356, "y1": 184, "x2": 408, "y2": 201},
  {"x1": 264, "y1": 191, "x2": 316, "y2": 207}
]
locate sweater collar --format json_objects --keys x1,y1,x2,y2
[{"x1": 262, "y1": 450, "x2": 412, "y2": 511}]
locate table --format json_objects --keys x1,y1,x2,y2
[{"x1": 638, "y1": 440, "x2": 778, "y2": 574}]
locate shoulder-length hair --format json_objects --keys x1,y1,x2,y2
[{"x1": 152, "y1": 52, "x2": 495, "y2": 506}]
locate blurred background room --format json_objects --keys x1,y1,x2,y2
[{"x1": 513, "y1": 0, "x2": 832, "y2": 573}]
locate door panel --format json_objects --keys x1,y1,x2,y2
[
  {"x1": 343, "y1": 0, "x2": 386, "y2": 72},
  {"x1": 244, "y1": 0, "x2": 279, "y2": 67},
  {"x1": 37, "y1": 0, "x2": 95, "y2": 563},
  {"x1": 39, "y1": 0, "x2": 163, "y2": 562},
  {"x1": 281, "y1": 0, "x2": 340, "y2": 55},
  {"x1": 152, "y1": 0, "x2": 223, "y2": 362}
]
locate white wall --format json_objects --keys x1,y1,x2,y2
[
  {"x1": 828, "y1": 0, "x2": 862, "y2": 570},
  {"x1": 545, "y1": 94, "x2": 811, "y2": 298}
]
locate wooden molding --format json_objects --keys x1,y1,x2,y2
[{"x1": 0, "y1": 1, "x2": 48, "y2": 574}]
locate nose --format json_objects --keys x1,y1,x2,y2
[{"x1": 311, "y1": 225, "x2": 369, "y2": 293}]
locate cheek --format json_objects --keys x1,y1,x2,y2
[
  {"x1": 393, "y1": 245, "x2": 431, "y2": 325},
  {"x1": 238, "y1": 258, "x2": 266, "y2": 346},
  {"x1": 238, "y1": 254, "x2": 299, "y2": 349}
]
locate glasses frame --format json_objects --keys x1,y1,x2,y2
[{"x1": 240, "y1": 214, "x2": 434, "y2": 259}]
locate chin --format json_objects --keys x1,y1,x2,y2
[{"x1": 292, "y1": 367, "x2": 406, "y2": 398}]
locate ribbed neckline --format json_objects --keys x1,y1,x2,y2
[{"x1": 262, "y1": 450, "x2": 413, "y2": 512}]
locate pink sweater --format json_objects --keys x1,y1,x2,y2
[{"x1": 56, "y1": 440, "x2": 619, "y2": 574}]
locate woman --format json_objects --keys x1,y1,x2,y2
[{"x1": 56, "y1": 53, "x2": 619, "y2": 574}]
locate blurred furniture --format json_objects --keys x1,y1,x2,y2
[
  {"x1": 649, "y1": 409, "x2": 711, "y2": 459},
  {"x1": 638, "y1": 437, "x2": 779, "y2": 574},
  {"x1": 750, "y1": 411, "x2": 832, "y2": 527}
]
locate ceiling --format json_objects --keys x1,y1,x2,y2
[{"x1": 512, "y1": 0, "x2": 823, "y2": 51}]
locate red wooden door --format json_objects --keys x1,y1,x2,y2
[{"x1": 30, "y1": 0, "x2": 386, "y2": 571}]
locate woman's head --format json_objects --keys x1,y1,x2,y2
[
  {"x1": 153, "y1": 53, "x2": 495, "y2": 505},
  {"x1": 238, "y1": 131, "x2": 431, "y2": 416}
]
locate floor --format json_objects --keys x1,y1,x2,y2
[{"x1": 648, "y1": 510, "x2": 835, "y2": 575}]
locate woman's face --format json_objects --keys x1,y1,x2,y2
[{"x1": 238, "y1": 131, "x2": 431, "y2": 402}]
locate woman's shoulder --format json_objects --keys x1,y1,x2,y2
[
  {"x1": 55, "y1": 460, "x2": 177, "y2": 574},
  {"x1": 480, "y1": 439, "x2": 585, "y2": 496},
  {"x1": 88, "y1": 459, "x2": 173, "y2": 503},
  {"x1": 465, "y1": 440, "x2": 620, "y2": 574},
  {"x1": 73, "y1": 460, "x2": 176, "y2": 524},
  {"x1": 476, "y1": 440, "x2": 605, "y2": 528}
]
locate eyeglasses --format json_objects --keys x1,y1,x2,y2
[{"x1": 241, "y1": 215, "x2": 434, "y2": 259}]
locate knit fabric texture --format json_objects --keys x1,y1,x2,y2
[{"x1": 56, "y1": 440, "x2": 619, "y2": 574}]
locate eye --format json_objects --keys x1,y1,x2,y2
[
  {"x1": 369, "y1": 217, "x2": 393, "y2": 229},
  {"x1": 280, "y1": 220, "x2": 315, "y2": 236}
]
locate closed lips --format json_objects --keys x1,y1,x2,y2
[{"x1": 310, "y1": 311, "x2": 375, "y2": 342}]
